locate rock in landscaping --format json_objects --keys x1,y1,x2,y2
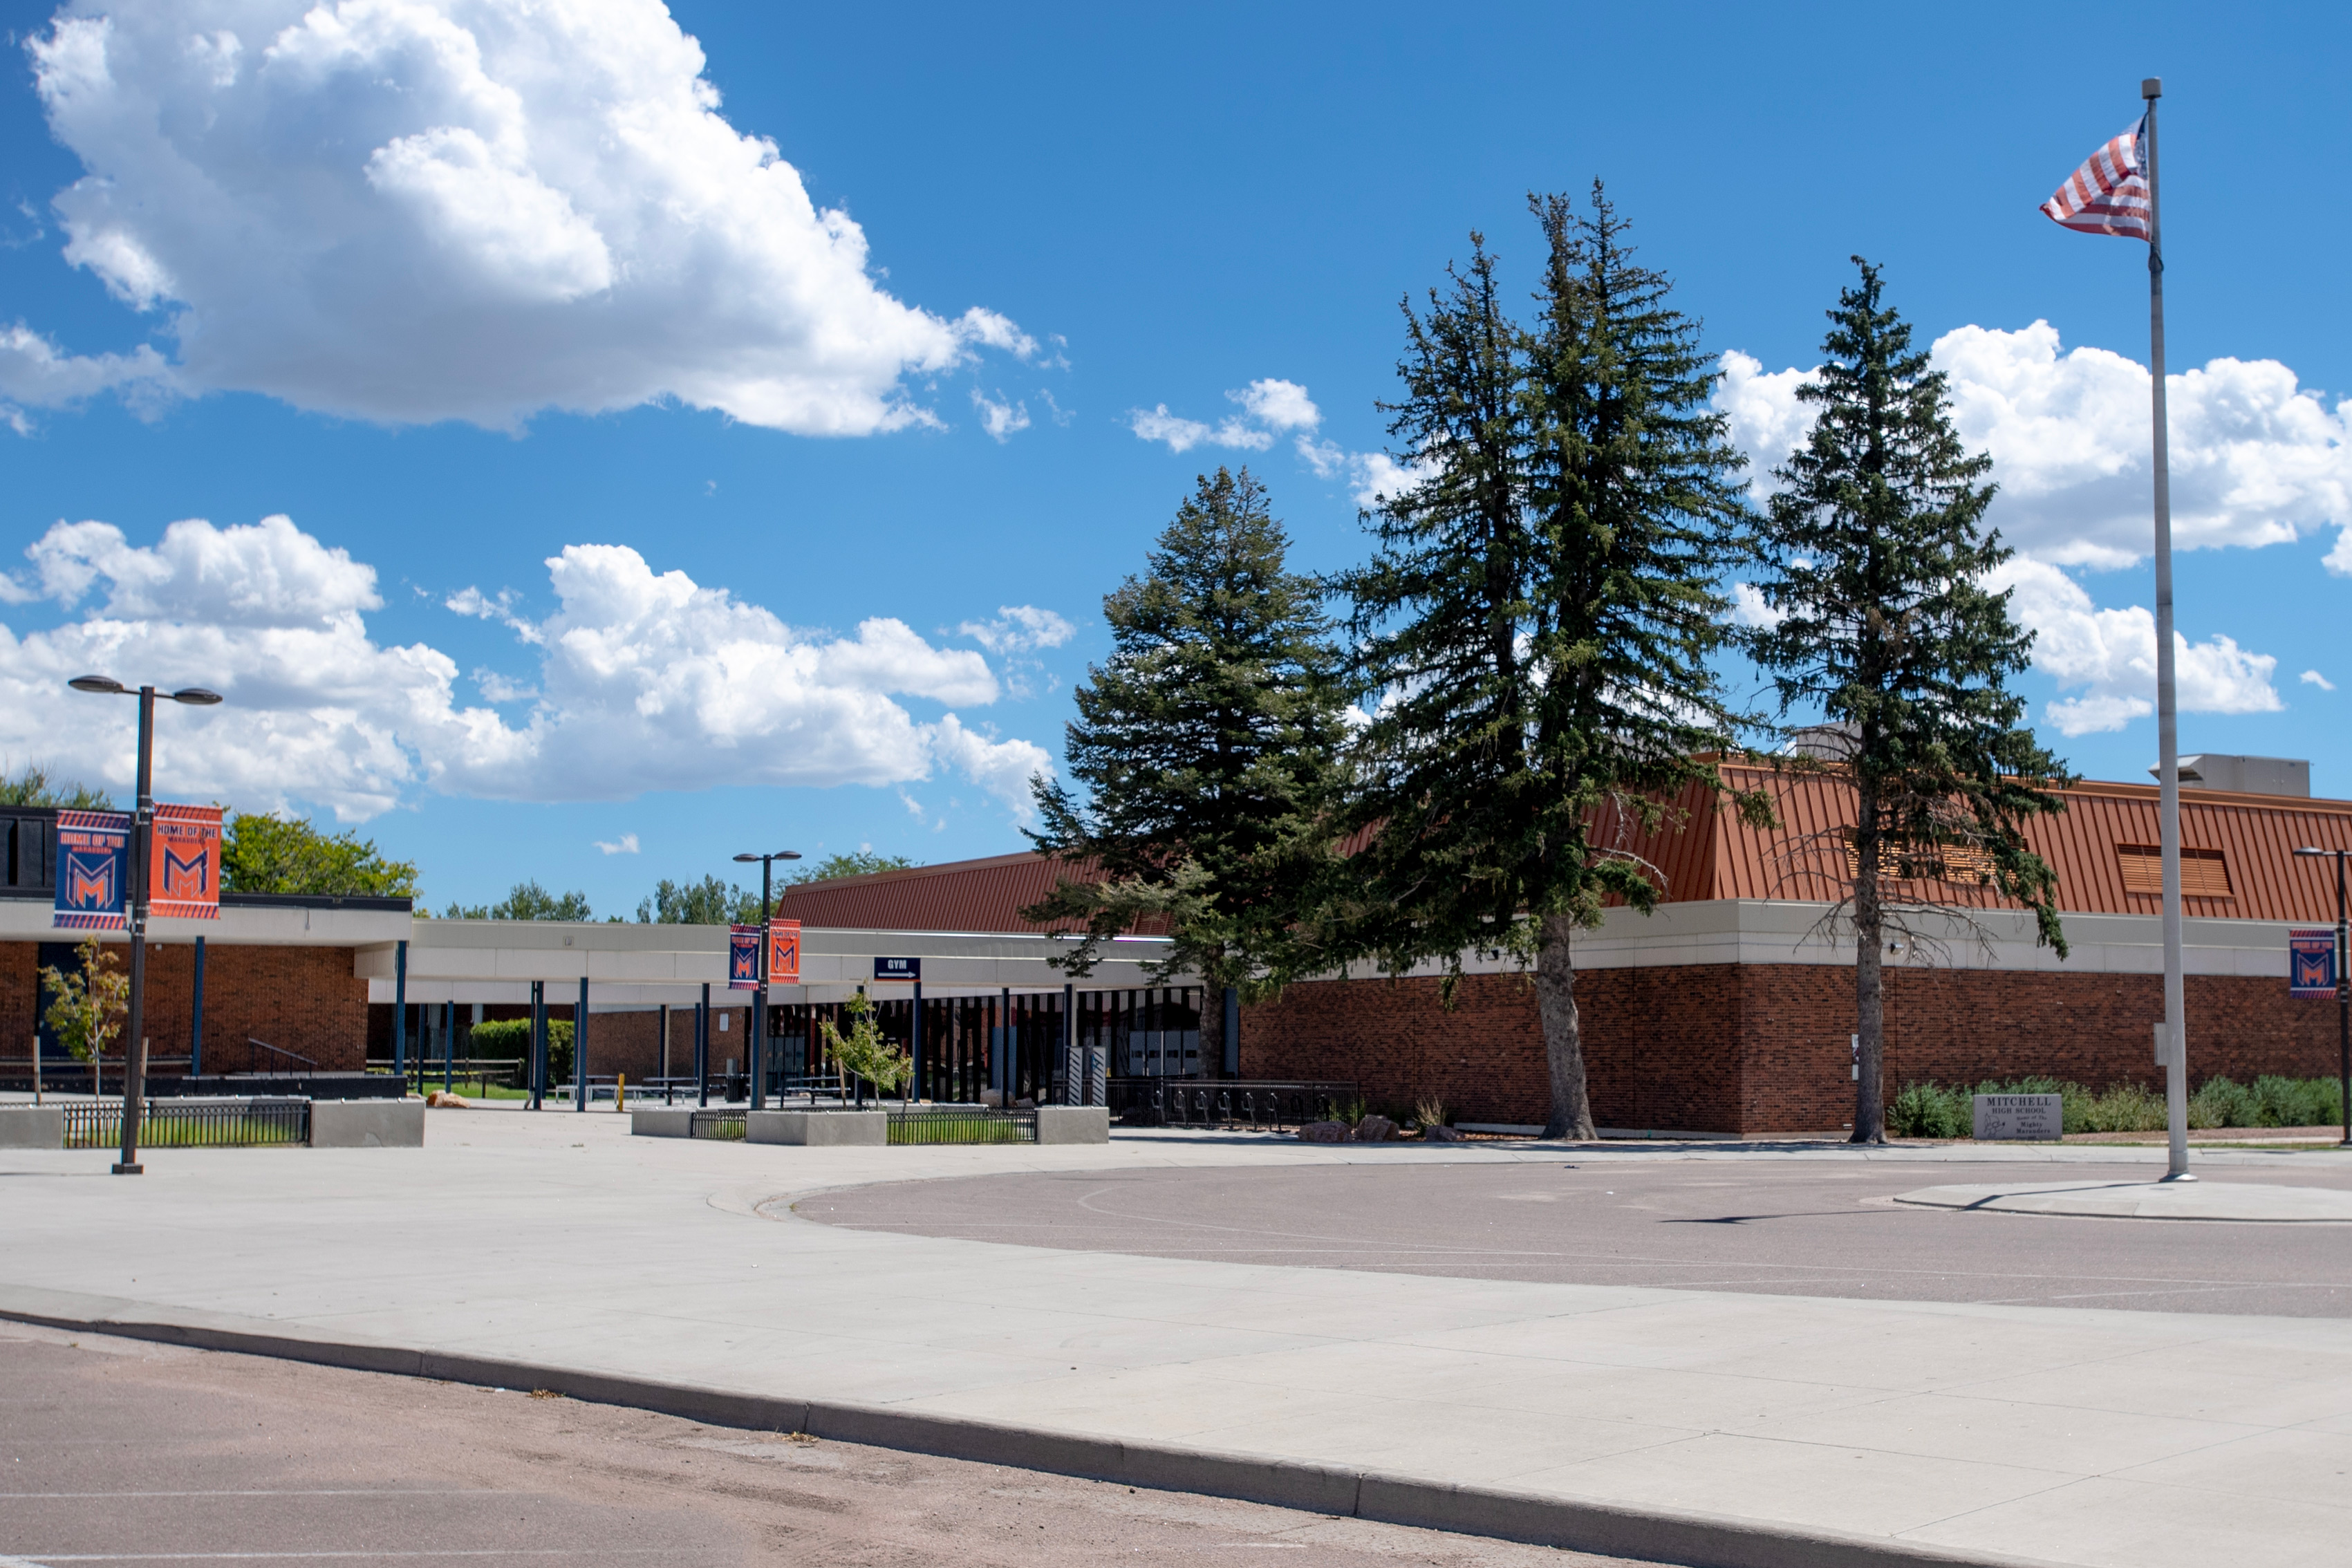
[
  {"x1": 1298, "y1": 1121, "x2": 1349, "y2": 1143},
  {"x1": 1421, "y1": 1123, "x2": 1465, "y2": 1142},
  {"x1": 425, "y1": 1090, "x2": 473, "y2": 1108},
  {"x1": 1354, "y1": 1115, "x2": 1397, "y2": 1142}
]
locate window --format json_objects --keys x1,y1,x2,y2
[{"x1": 2116, "y1": 844, "x2": 2231, "y2": 897}]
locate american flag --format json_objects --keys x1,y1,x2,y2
[{"x1": 2042, "y1": 117, "x2": 2151, "y2": 240}]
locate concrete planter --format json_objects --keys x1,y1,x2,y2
[
  {"x1": 1035, "y1": 1105, "x2": 1110, "y2": 1145},
  {"x1": 629, "y1": 1107, "x2": 698, "y2": 1138},
  {"x1": 747, "y1": 1109, "x2": 886, "y2": 1146},
  {"x1": 0, "y1": 1105, "x2": 64, "y2": 1149},
  {"x1": 309, "y1": 1100, "x2": 425, "y2": 1148}
]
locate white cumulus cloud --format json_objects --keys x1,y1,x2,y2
[
  {"x1": 959, "y1": 605, "x2": 1074, "y2": 655},
  {"x1": 21, "y1": 0, "x2": 1032, "y2": 434},
  {"x1": 2302, "y1": 669, "x2": 2336, "y2": 692},
  {"x1": 1719, "y1": 324, "x2": 2352, "y2": 569},
  {"x1": 0, "y1": 514, "x2": 1052, "y2": 821},
  {"x1": 593, "y1": 832, "x2": 639, "y2": 855},
  {"x1": 0, "y1": 322, "x2": 180, "y2": 431},
  {"x1": 1995, "y1": 558, "x2": 2284, "y2": 736},
  {"x1": 971, "y1": 390, "x2": 1030, "y2": 442}
]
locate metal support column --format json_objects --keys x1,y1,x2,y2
[
  {"x1": 392, "y1": 939, "x2": 409, "y2": 1088},
  {"x1": 1222, "y1": 985, "x2": 1240, "y2": 1077},
  {"x1": 696, "y1": 982, "x2": 710, "y2": 1107},
  {"x1": 574, "y1": 977, "x2": 590, "y2": 1110},
  {"x1": 530, "y1": 980, "x2": 546, "y2": 1110},
  {"x1": 911, "y1": 979, "x2": 924, "y2": 1103},
  {"x1": 189, "y1": 935, "x2": 207, "y2": 1080}
]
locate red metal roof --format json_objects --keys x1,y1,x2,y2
[
  {"x1": 772, "y1": 770, "x2": 2352, "y2": 933},
  {"x1": 1616, "y1": 765, "x2": 2352, "y2": 921},
  {"x1": 769, "y1": 852, "x2": 1168, "y2": 935}
]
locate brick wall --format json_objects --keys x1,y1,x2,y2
[
  {"x1": 1242, "y1": 962, "x2": 2345, "y2": 1135},
  {"x1": 3, "y1": 939, "x2": 368, "y2": 1072}
]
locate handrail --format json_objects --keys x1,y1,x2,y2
[{"x1": 245, "y1": 1037, "x2": 321, "y2": 1073}]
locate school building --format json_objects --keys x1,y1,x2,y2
[{"x1": 6, "y1": 754, "x2": 2346, "y2": 1131}]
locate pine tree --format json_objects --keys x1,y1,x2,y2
[
  {"x1": 1746, "y1": 259, "x2": 2071, "y2": 1144},
  {"x1": 1024, "y1": 467, "x2": 1347, "y2": 1002},
  {"x1": 1336, "y1": 188, "x2": 1760, "y2": 1139}
]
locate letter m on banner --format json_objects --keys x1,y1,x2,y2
[
  {"x1": 151, "y1": 803, "x2": 223, "y2": 920},
  {"x1": 53, "y1": 810, "x2": 131, "y2": 931},
  {"x1": 728, "y1": 924, "x2": 761, "y2": 989},
  {"x1": 2290, "y1": 928, "x2": 2339, "y2": 998},
  {"x1": 767, "y1": 920, "x2": 801, "y2": 986}
]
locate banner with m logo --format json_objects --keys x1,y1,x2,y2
[
  {"x1": 53, "y1": 810, "x2": 130, "y2": 931},
  {"x1": 151, "y1": 803, "x2": 223, "y2": 920}
]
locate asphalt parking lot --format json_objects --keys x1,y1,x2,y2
[
  {"x1": 803, "y1": 1155, "x2": 2352, "y2": 1316},
  {"x1": 0, "y1": 1322, "x2": 1650, "y2": 1568}
]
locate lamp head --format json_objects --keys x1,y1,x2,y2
[
  {"x1": 731, "y1": 852, "x2": 759, "y2": 864},
  {"x1": 2296, "y1": 847, "x2": 2329, "y2": 858},
  {"x1": 778, "y1": 850, "x2": 802, "y2": 860},
  {"x1": 68, "y1": 675, "x2": 127, "y2": 695},
  {"x1": 171, "y1": 687, "x2": 224, "y2": 706}
]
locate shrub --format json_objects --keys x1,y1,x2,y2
[
  {"x1": 1887, "y1": 1081, "x2": 1968, "y2": 1139},
  {"x1": 1887, "y1": 1075, "x2": 2342, "y2": 1137},
  {"x1": 465, "y1": 1017, "x2": 574, "y2": 1083}
]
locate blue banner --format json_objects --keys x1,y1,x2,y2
[
  {"x1": 2290, "y1": 928, "x2": 2338, "y2": 998},
  {"x1": 53, "y1": 809, "x2": 131, "y2": 931},
  {"x1": 729, "y1": 924, "x2": 761, "y2": 989}
]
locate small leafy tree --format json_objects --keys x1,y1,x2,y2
[
  {"x1": 443, "y1": 880, "x2": 592, "y2": 921},
  {"x1": 39, "y1": 937, "x2": 127, "y2": 1096},
  {"x1": 1024, "y1": 467, "x2": 1347, "y2": 1018},
  {"x1": 1744, "y1": 259, "x2": 2071, "y2": 1143},
  {"x1": 222, "y1": 811, "x2": 419, "y2": 897},
  {"x1": 819, "y1": 992, "x2": 912, "y2": 1107},
  {"x1": 0, "y1": 762, "x2": 112, "y2": 809},
  {"x1": 787, "y1": 851, "x2": 917, "y2": 886},
  {"x1": 635, "y1": 876, "x2": 761, "y2": 926}
]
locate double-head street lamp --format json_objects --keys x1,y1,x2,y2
[
  {"x1": 732, "y1": 850, "x2": 800, "y2": 1109},
  {"x1": 68, "y1": 675, "x2": 224, "y2": 1175},
  {"x1": 2292, "y1": 846, "x2": 2352, "y2": 1148}
]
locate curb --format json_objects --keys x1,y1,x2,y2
[{"x1": 0, "y1": 1291, "x2": 2070, "y2": 1568}]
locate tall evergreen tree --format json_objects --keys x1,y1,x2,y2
[
  {"x1": 1746, "y1": 259, "x2": 2071, "y2": 1143},
  {"x1": 1335, "y1": 188, "x2": 1760, "y2": 1139},
  {"x1": 1024, "y1": 468, "x2": 1346, "y2": 1005}
]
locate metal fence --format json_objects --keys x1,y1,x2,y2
[
  {"x1": 886, "y1": 1106, "x2": 1038, "y2": 1146},
  {"x1": 689, "y1": 1109, "x2": 747, "y2": 1140},
  {"x1": 62, "y1": 1099, "x2": 310, "y2": 1150},
  {"x1": 1108, "y1": 1079, "x2": 1357, "y2": 1131}
]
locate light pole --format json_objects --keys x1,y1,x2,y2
[
  {"x1": 731, "y1": 850, "x2": 800, "y2": 1109},
  {"x1": 2293, "y1": 846, "x2": 2352, "y2": 1148},
  {"x1": 67, "y1": 675, "x2": 224, "y2": 1175}
]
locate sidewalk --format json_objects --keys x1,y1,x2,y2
[{"x1": 3, "y1": 1113, "x2": 2349, "y2": 1568}]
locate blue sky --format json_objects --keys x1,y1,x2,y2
[{"x1": 1, "y1": 0, "x2": 2347, "y2": 916}]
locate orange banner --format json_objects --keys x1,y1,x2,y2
[
  {"x1": 767, "y1": 919, "x2": 801, "y2": 985},
  {"x1": 150, "y1": 803, "x2": 223, "y2": 920}
]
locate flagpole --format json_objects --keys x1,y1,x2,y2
[{"x1": 2143, "y1": 76, "x2": 2190, "y2": 1182}]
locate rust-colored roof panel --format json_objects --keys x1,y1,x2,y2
[
  {"x1": 769, "y1": 772, "x2": 2352, "y2": 933},
  {"x1": 769, "y1": 852, "x2": 1167, "y2": 935},
  {"x1": 1681, "y1": 767, "x2": 2352, "y2": 922}
]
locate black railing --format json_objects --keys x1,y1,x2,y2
[
  {"x1": 886, "y1": 1106, "x2": 1038, "y2": 1145},
  {"x1": 62, "y1": 1099, "x2": 310, "y2": 1149},
  {"x1": 1108, "y1": 1079, "x2": 1357, "y2": 1131},
  {"x1": 243, "y1": 1038, "x2": 321, "y2": 1074},
  {"x1": 689, "y1": 1109, "x2": 746, "y2": 1140}
]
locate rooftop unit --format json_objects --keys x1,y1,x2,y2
[{"x1": 2147, "y1": 754, "x2": 2310, "y2": 798}]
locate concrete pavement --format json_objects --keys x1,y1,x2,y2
[
  {"x1": 4, "y1": 1111, "x2": 2352, "y2": 1567},
  {"x1": 1895, "y1": 1177, "x2": 2352, "y2": 1222}
]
